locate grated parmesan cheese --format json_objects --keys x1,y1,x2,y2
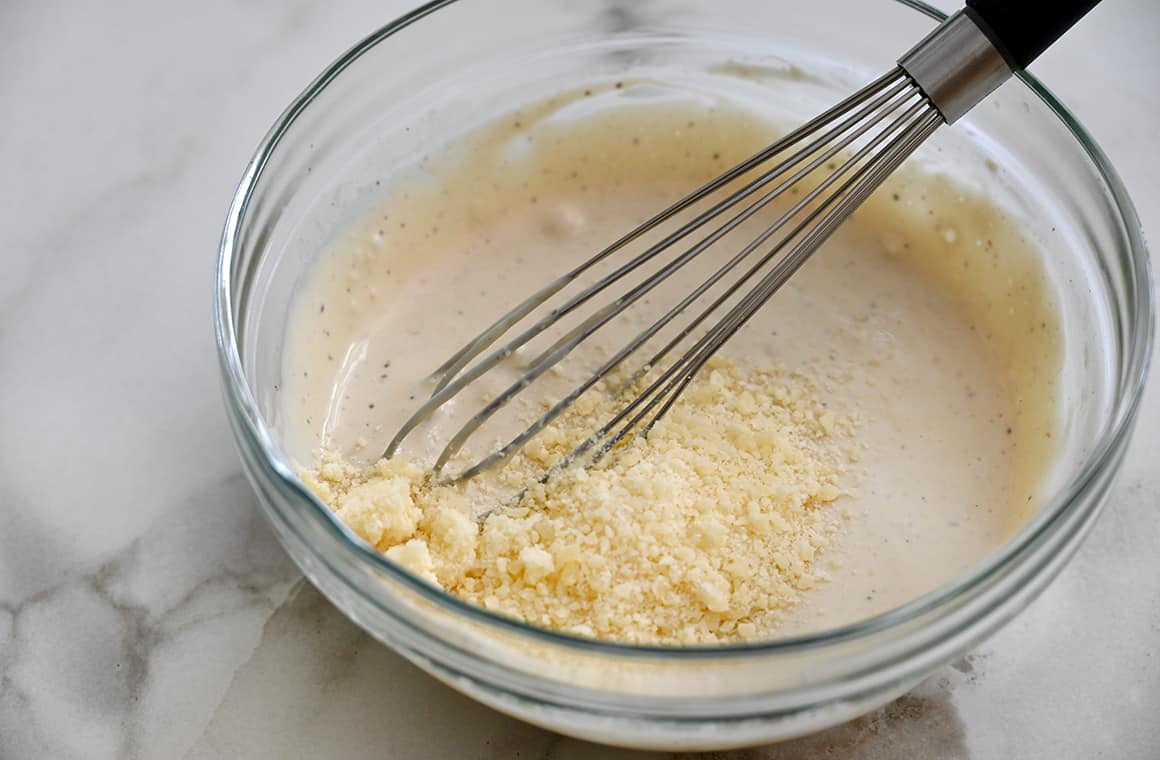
[{"x1": 300, "y1": 356, "x2": 855, "y2": 645}]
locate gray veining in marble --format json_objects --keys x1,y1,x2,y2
[{"x1": 1, "y1": 0, "x2": 1157, "y2": 758}]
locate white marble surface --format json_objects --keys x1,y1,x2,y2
[{"x1": 1, "y1": 1, "x2": 1157, "y2": 757}]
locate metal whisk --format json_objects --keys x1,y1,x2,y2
[{"x1": 386, "y1": 0, "x2": 1098, "y2": 483}]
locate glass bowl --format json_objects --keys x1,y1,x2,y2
[{"x1": 215, "y1": 0, "x2": 1153, "y2": 750}]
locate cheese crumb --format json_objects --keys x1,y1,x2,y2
[{"x1": 302, "y1": 357, "x2": 854, "y2": 645}]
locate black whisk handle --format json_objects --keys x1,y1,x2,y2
[{"x1": 965, "y1": 0, "x2": 1101, "y2": 70}]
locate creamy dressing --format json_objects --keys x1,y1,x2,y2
[{"x1": 283, "y1": 82, "x2": 1060, "y2": 637}]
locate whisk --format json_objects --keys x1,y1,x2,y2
[{"x1": 386, "y1": 0, "x2": 1099, "y2": 483}]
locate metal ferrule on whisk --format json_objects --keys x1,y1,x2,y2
[{"x1": 899, "y1": 9, "x2": 1011, "y2": 124}]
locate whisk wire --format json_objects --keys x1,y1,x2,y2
[
  {"x1": 566, "y1": 105, "x2": 944, "y2": 473},
  {"x1": 408, "y1": 77, "x2": 915, "y2": 423},
  {"x1": 450, "y1": 89, "x2": 939, "y2": 481},
  {"x1": 422, "y1": 69, "x2": 907, "y2": 394},
  {"x1": 603, "y1": 109, "x2": 946, "y2": 457},
  {"x1": 425, "y1": 76, "x2": 942, "y2": 481},
  {"x1": 387, "y1": 70, "x2": 920, "y2": 467},
  {"x1": 382, "y1": 61, "x2": 951, "y2": 483},
  {"x1": 427, "y1": 80, "x2": 928, "y2": 474}
]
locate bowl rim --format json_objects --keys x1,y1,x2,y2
[{"x1": 214, "y1": 0, "x2": 1155, "y2": 658}]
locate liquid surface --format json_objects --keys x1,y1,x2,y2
[{"x1": 284, "y1": 81, "x2": 1060, "y2": 639}]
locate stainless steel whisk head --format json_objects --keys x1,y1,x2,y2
[{"x1": 384, "y1": 1, "x2": 1098, "y2": 483}]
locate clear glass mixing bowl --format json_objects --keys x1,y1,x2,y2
[{"x1": 215, "y1": 0, "x2": 1153, "y2": 749}]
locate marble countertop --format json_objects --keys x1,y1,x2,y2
[{"x1": 1, "y1": 1, "x2": 1156, "y2": 757}]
